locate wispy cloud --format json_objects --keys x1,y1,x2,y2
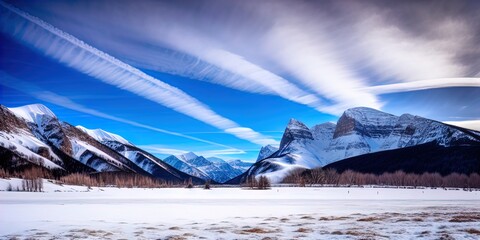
[
  {"x1": 444, "y1": 120, "x2": 480, "y2": 132},
  {"x1": 346, "y1": 1, "x2": 472, "y2": 82},
  {"x1": 0, "y1": 1, "x2": 278, "y2": 146},
  {"x1": 19, "y1": 0, "x2": 479, "y2": 117},
  {"x1": 138, "y1": 144, "x2": 248, "y2": 158},
  {"x1": 363, "y1": 78, "x2": 480, "y2": 95},
  {"x1": 0, "y1": 71, "x2": 240, "y2": 150}
]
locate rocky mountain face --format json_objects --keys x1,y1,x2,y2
[
  {"x1": 162, "y1": 152, "x2": 251, "y2": 183},
  {"x1": 256, "y1": 145, "x2": 278, "y2": 162},
  {"x1": 226, "y1": 159, "x2": 252, "y2": 173},
  {"x1": 77, "y1": 126, "x2": 201, "y2": 183},
  {"x1": 231, "y1": 107, "x2": 480, "y2": 183},
  {"x1": 0, "y1": 104, "x2": 202, "y2": 183}
]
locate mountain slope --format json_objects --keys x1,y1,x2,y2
[
  {"x1": 162, "y1": 153, "x2": 247, "y2": 183},
  {"x1": 325, "y1": 142, "x2": 480, "y2": 176},
  {"x1": 256, "y1": 145, "x2": 279, "y2": 162},
  {"x1": 234, "y1": 107, "x2": 480, "y2": 183},
  {"x1": 1, "y1": 104, "x2": 202, "y2": 183},
  {"x1": 227, "y1": 159, "x2": 253, "y2": 173},
  {"x1": 78, "y1": 126, "x2": 203, "y2": 183},
  {"x1": 162, "y1": 154, "x2": 210, "y2": 180}
]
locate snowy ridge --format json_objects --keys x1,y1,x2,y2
[
  {"x1": 76, "y1": 125, "x2": 131, "y2": 145},
  {"x1": 176, "y1": 152, "x2": 198, "y2": 162},
  {"x1": 256, "y1": 145, "x2": 278, "y2": 161},
  {"x1": 163, "y1": 154, "x2": 248, "y2": 183},
  {"x1": 242, "y1": 107, "x2": 480, "y2": 183},
  {"x1": 163, "y1": 155, "x2": 210, "y2": 180},
  {"x1": 227, "y1": 159, "x2": 253, "y2": 173},
  {"x1": 1, "y1": 103, "x2": 203, "y2": 182},
  {"x1": 0, "y1": 130, "x2": 63, "y2": 170},
  {"x1": 9, "y1": 104, "x2": 57, "y2": 125}
]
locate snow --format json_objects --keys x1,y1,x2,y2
[
  {"x1": 163, "y1": 155, "x2": 210, "y2": 179},
  {"x1": 256, "y1": 145, "x2": 278, "y2": 161},
  {"x1": 76, "y1": 125, "x2": 131, "y2": 145},
  {"x1": 70, "y1": 139, "x2": 126, "y2": 171},
  {"x1": 176, "y1": 151, "x2": 199, "y2": 162},
  {"x1": 1, "y1": 181, "x2": 479, "y2": 239},
  {"x1": 8, "y1": 104, "x2": 57, "y2": 125},
  {"x1": 251, "y1": 108, "x2": 480, "y2": 182},
  {"x1": 0, "y1": 131, "x2": 63, "y2": 170},
  {"x1": 286, "y1": 118, "x2": 309, "y2": 131}
]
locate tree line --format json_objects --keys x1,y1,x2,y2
[
  {"x1": 283, "y1": 168, "x2": 480, "y2": 188},
  {"x1": 0, "y1": 166, "x2": 188, "y2": 189}
]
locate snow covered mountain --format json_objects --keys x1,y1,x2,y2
[
  {"x1": 256, "y1": 145, "x2": 278, "y2": 162},
  {"x1": 227, "y1": 159, "x2": 253, "y2": 173},
  {"x1": 162, "y1": 153, "x2": 248, "y2": 183},
  {"x1": 231, "y1": 107, "x2": 480, "y2": 183},
  {"x1": 77, "y1": 126, "x2": 201, "y2": 182},
  {"x1": 0, "y1": 104, "x2": 202, "y2": 183}
]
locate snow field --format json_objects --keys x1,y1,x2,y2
[{"x1": 1, "y1": 179, "x2": 479, "y2": 239}]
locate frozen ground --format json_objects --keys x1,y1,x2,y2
[{"x1": 1, "y1": 178, "x2": 480, "y2": 239}]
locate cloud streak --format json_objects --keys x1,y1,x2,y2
[
  {"x1": 363, "y1": 78, "x2": 480, "y2": 95},
  {"x1": 138, "y1": 144, "x2": 248, "y2": 158},
  {"x1": 0, "y1": 1, "x2": 278, "y2": 146},
  {"x1": 0, "y1": 70, "x2": 241, "y2": 150},
  {"x1": 17, "y1": 0, "x2": 479, "y2": 117}
]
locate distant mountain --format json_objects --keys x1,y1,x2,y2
[
  {"x1": 256, "y1": 145, "x2": 278, "y2": 162},
  {"x1": 229, "y1": 107, "x2": 480, "y2": 183},
  {"x1": 77, "y1": 126, "x2": 201, "y2": 183},
  {"x1": 0, "y1": 104, "x2": 203, "y2": 183},
  {"x1": 162, "y1": 152, "x2": 249, "y2": 183},
  {"x1": 226, "y1": 159, "x2": 252, "y2": 173}
]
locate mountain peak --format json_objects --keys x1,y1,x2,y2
[
  {"x1": 334, "y1": 107, "x2": 398, "y2": 139},
  {"x1": 280, "y1": 118, "x2": 314, "y2": 149},
  {"x1": 257, "y1": 145, "x2": 279, "y2": 161},
  {"x1": 176, "y1": 151, "x2": 198, "y2": 162},
  {"x1": 76, "y1": 125, "x2": 131, "y2": 145},
  {"x1": 286, "y1": 118, "x2": 309, "y2": 130},
  {"x1": 9, "y1": 104, "x2": 56, "y2": 124},
  {"x1": 343, "y1": 107, "x2": 391, "y2": 118}
]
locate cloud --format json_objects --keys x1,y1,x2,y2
[
  {"x1": 0, "y1": 1, "x2": 278, "y2": 146},
  {"x1": 225, "y1": 127, "x2": 278, "y2": 146},
  {"x1": 138, "y1": 145, "x2": 248, "y2": 158},
  {"x1": 2, "y1": 0, "x2": 479, "y2": 119},
  {"x1": 0, "y1": 71, "x2": 240, "y2": 150},
  {"x1": 347, "y1": 5, "x2": 470, "y2": 82},
  {"x1": 363, "y1": 78, "x2": 480, "y2": 94},
  {"x1": 444, "y1": 120, "x2": 480, "y2": 132}
]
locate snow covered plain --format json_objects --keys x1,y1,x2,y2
[{"x1": 1, "y1": 179, "x2": 480, "y2": 239}]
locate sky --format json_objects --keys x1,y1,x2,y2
[{"x1": 0, "y1": 0, "x2": 479, "y2": 162}]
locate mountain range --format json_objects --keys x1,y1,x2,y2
[
  {"x1": 163, "y1": 153, "x2": 250, "y2": 183},
  {"x1": 0, "y1": 104, "x2": 249, "y2": 183},
  {"x1": 2, "y1": 104, "x2": 479, "y2": 185},
  {"x1": 229, "y1": 107, "x2": 480, "y2": 183}
]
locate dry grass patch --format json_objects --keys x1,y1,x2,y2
[
  {"x1": 295, "y1": 228, "x2": 313, "y2": 233},
  {"x1": 169, "y1": 226, "x2": 181, "y2": 230},
  {"x1": 319, "y1": 216, "x2": 350, "y2": 221},
  {"x1": 165, "y1": 236, "x2": 187, "y2": 240},
  {"x1": 357, "y1": 216, "x2": 384, "y2": 222},
  {"x1": 143, "y1": 226, "x2": 159, "y2": 230},
  {"x1": 449, "y1": 213, "x2": 480, "y2": 222},
  {"x1": 412, "y1": 217, "x2": 424, "y2": 222},
  {"x1": 300, "y1": 215, "x2": 315, "y2": 220},
  {"x1": 242, "y1": 227, "x2": 276, "y2": 234},
  {"x1": 465, "y1": 228, "x2": 480, "y2": 235}
]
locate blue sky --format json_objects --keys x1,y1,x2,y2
[{"x1": 1, "y1": 0, "x2": 479, "y2": 161}]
